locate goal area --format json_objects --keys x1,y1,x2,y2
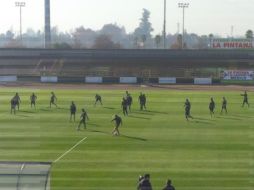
[{"x1": 0, "y1": 162, "x2": 52, "y2": 190}]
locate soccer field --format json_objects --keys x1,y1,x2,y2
[{"x1": 0, "y1": 87, "x2": 253, "y2": 190}]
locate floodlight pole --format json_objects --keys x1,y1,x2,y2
[
  {"x1": 163, "y1": 0, "x2": 167, "y2": 49},
  {"x1": 178, "y1": 2, "x2": 189, "y2": 49},
  {"x1": 15, "y1": 2, "x2": 26, "y2": 43}
]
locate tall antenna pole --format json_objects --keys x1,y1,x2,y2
[
  {"x1": 15, "y1": 2, "x2": 26, "y2": 44},
  {"x1": 178, "y1": 2, "x2": 189, "y2": 49},
  {"x1": 45, "y1": 0, "x2": 51, "y2": 48},
  {"x1": 163, "y1": 0, "x2": 167, "y2": 49}
]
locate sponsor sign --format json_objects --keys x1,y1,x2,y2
[
  {"x1": 223, "y1": 70, "x2": 254, "y2": 80},
  {"x1": 159, "y1": 77, "x2": 176, "y2": 84},
  {"x1": 41, "y1": 76, "x2": 58, "y2": 83},
  {"x1": 212, "y1": 38, "x2": 253, "y2": 49},
  {"x1": 120, "y1": 77, "x2": 137, "y2": 84},
  {"x1": 194, "y1": 78, "x2": 212, "y2": 85},
  {"x1": 85, "y1": 77, "x2": 102, "y2": 83},
  {"x1": 0, "y1": 76, "x2": 17, "y2": 82}
]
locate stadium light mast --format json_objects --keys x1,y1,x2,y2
[
  {"x1": 163, "y1": 0, "x2": 167, "y2": 49},
  {"x1": 15, "y1": 1, "x2": 26, "y2": 43},
  {"x1": 178, "y1": 2, "x2": 189, "y2": 49}
]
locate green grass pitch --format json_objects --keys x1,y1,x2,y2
[{"x1": 0, "y1": 88, "x2": 253, "y2": 190}]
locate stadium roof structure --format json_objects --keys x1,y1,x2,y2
[{"x1": 0, "y1": 161, "x2": 52, "y2": 190}]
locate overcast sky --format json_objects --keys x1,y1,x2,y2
[{"x1": 0, "y1": 0, "x2": 253, "y2": 37}]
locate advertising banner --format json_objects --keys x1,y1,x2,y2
[
  {"x1": 159, "y1": 77, "x2": 176, "y2": 84},
  {"x1": 194, "y1": 78, "x2": 212, "y2": 84},
  {"x1": 223, "y1": 70, "x2": 254, "y2": 80},
  {"x1": 120, "y1": 77, "x2": 137, "y2": 84},
  {"x1": 85, "y1": 77, "x2": 103, "y2": 83},
  {"x1": 41, "y1": 76, "x2": 58, "y2": 83},
  {"x1": 0, "y1": 76, "x2": 17, "y2": 82},
  {"x1": 212, "y1": 39, "x2": 253, "y2": 49}
]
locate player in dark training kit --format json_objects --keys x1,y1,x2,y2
[
  {"x1": 77, "y1": 109, "x2": 89, "y2": 130},
  {"x1": 241, "y1": 91, "x2": 249, "y2": 107},
  {"x1": 94, "y1": 94, "x2": 103, "y2": 106},
  {"x1": 209, "y1": 97, "x2": 215, "y2": 117},
  {"x1": 30, "y1": 93, "x2": 37, "y2": 109},
  {"x1": 121, "y1": 98, "x2": 128, "y2": 116},
  {"x1": 70, "y1": 101, "x2": 77, "y2": 122},
  {"x1": 13, "y1": 93, "x2": 21, "y2": 110},
  {"x1": 221, "y1": 97, "x2": 228, "y2": 114},
  {"x1": 10, "y1": 98, "x2": 17, "y2": 115},
  {"x1": 111, "y1": 114, "x2": 122, "y2": 136},
  {"x1": 184, "y1": 99, "x2": 193, "y2": 121},
  {"x1": 126, "y1": 93, "x2": 133, "y2": 112},
  {"x1": 139, "y1": 92, "x2": 147, "y2": 111},
  {"x1": 50, "y1": 92, "x2": 58, "y2": 108}
]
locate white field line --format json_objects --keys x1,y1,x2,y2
[{"x1": 54, "y1": 137, "x2": 88, "y2": 163}]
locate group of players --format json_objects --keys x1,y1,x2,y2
[
  {"x1": 184, "y1": 91, "x2": 250, "y2": 121},
  {"x1": 9, "y1": 90, "x2": 250, "y2": 134},
  {"x1": 9, "y1": 91, "x2": 147, "y2": 136}
]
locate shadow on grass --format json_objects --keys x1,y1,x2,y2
[
  {"x1": 129, "y1": 115, "x2": 151, "y2": 120},
  {"x1": 193, "y1": 120, "x2": 214, "y2": 125},
  {"x1": 194, "y1": 117, "x2": 215, "y2": 122},
  {"x1": 40, "y1": 108, "x2": 51, "y2": 112},
  {"x1": 19, "y1": 110, "x2": 36, "y2": 114},
  {"x1": 16, "y1": 114, "x2": 30, "y2": 118},
  {"x1": 103, "y1": 107, "x2": 116, "y2": 110},
  {"x1": 87, "y1": 123, "x2": 100, "y2": 127},
  {"x1": 87, "y1": 129, "x2": 147, "y2": 141},
  {"x1": 131, "y1": 111, "x2": 154, "y2": 116},
  {"x1": 145, "y1": 110, "x2": 168, "y2": 115},
  {"x1": 121, "y1": 134, "x2": 147, "y2": 141},
  {"x1": 217, "y1": 116, "x2": 242, "y2": 121}
]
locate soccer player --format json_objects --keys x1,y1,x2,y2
[
  {"x1": 111, "y1": 114, "x2": 122, "y2": 136},
  {"x1": 121, "y1": 97, "x2": 128, "y2": 116},
  {"x1": 162, "y1": 179, "x2": 175, "y2": 190},
  {"x1": 221, "y1": 97, "x2": 227, "y2": 114},
  {"x1": 50, "y1": 92, "x2": 58, "y2": 108},
  {"x1": 30, "y1": 93, "x2": 37, "y2": 109},
  {"x1": 70, "y1": 101, "x2": 77, "y2": 122},
  {"x1": 241, "y1": 91, "x2": 249, "y2": 107},
  {"x1": 139, "y1": 92, "x2": 147, "y2": 111},
  {"x1": 184, "y1": 98, "x2": 193, "y2": 121},
  {"x1": 13, "y1": 93, "x2": 21, "y2": 110},
  {"x1": 94, "y1": 94, "x2": 103, "y2": 106},
  {"x1": 126, "y1": 93, "x2": 133, "y2": 112},
  {"x1": 137, "y1": 174, "x2": 153, "y2": 190},
  {"x1": 10, "y1": 98, "x2": 17, "y2": 115},
  {"x1": 77, "y1": 108, "x2": 89, "y2": 130},
  {"x1": 209, "y1": 97, "x2": 215, "y2": 117}
]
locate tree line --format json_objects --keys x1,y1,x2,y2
[{"x1": 0, "y1": 9, "x2": 253, "y2": 49}]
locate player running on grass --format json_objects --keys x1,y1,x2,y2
[
  {"x1": 30, "y1": 93, "x2": 37, "y2": 109},
  {"x1": 77, "y1": 108, "x2": 89, "y2": 130},
  {"x1": 13, "y1": 93, "x2": 21, "y2": 110},
  {"x1": 209, "y1": 97, "x2": 215, "y2": 117},
  {"x1": 94, "y1": 94, "x2": 103, "y2": 106},
  {"x1": 10, "y1": 98, "x2": 17, "y2": 115},
  {"x1": 50, "y1": 92, "x2": 58, "y2": 108},
  {"x1": 111, "y1": 114, "x2": 122, "y2": 136},
  {"x1": 221, "y1": 97, "x2": 228, "y2": 114},
  {"x1": 139, "y1": 92, "x2": 147, "y2": 111},
  {"x1": 241, "y1": 91, "x2": 250, "y2": 107},
  {"x1": 70, "y1": 101, "x2": 77, "y2": 122},
  {"x1": 126, "y1": 93, "x2": 133, "y2": 112},
  {"x1": 121, "y1": 97, "x2": 128, "y2": 116},
  {"x1": 184, "y1": 98, "x2": 193, "y2": 121}
]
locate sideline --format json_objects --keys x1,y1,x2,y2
[{"x1": 54, "y1": 137, "x2": 88, "y2": 163}]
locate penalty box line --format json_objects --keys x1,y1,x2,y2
[{"x1": 54, "y1": 137, "x2": 88, "y2": 163}]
